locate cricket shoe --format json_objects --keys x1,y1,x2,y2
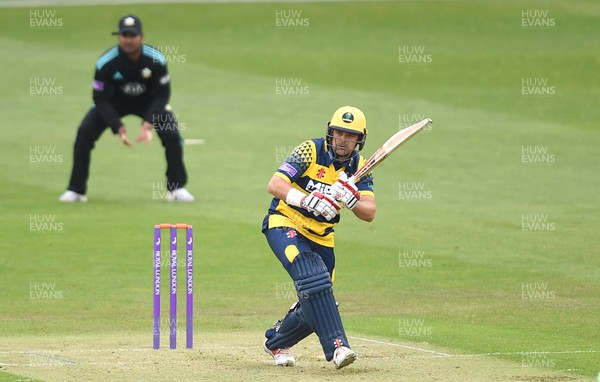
[
  {"x1": 333, "y1": 346, "x2": 356, "y2": 369},
  {"x1": 166, "y1": 188, "x2": 195, "y2": 202},
  {"x1": 263, "y1": 339, "x2": 295, "y2": 367},
  {"x1": 59, "y1": 190, "x2": 88, "y2": 203}
]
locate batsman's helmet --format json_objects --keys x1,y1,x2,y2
[{"x1": 326, "y1": 106, "x2": 367, "y2": 151}]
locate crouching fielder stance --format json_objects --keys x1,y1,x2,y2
[{"x1": 261, "y1": 106, "x2": 376, "y2": 369}]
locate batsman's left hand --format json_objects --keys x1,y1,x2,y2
[
  {"x1": 302, "y1": 191, "x2": 340, "y2": 221},
  {"x1": 330, "y1": 172, "x2": 360, "y2": 210}
]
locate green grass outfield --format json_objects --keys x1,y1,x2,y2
[{"x1": 1, "y1": 1, "x2": 599, "y2": 381}]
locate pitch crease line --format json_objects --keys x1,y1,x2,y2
[
  {"x1": 348, "y1": 336, "x2": 452, "y2": 357},
  {"x1": 347, "y1": 337, "x2": 598, "y2": 359},
  {"x1": 408, "y1": 349, "x2": 600, "y2": 358}
]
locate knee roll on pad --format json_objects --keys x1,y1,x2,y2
[
  {"x1": 289, "y1": 251, "x2": 333, "y2": 298},
  {"x1": 295, "y1": 271, "x2": 331, "y2": 298},
  {"x1": 290, "y1": 252, "x2": 350, "y2": 361}
]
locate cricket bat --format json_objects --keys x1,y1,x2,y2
[{"x1": 350, "y1": 118, "x2": 432, "y2": 183}]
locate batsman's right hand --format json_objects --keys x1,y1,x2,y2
[
  {"x1": 301, "y1": 191, "x2": 340, "y2": 221},
  {"x1": 330, "y1": 172, "x2": 360, "y2": 210}
]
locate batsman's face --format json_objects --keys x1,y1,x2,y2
[
  {"x1": 331, "y1": 130, "x2": 359, "y2": 159},
  {"x1": 118, "y1": 32, "x2": 143, "y2": 55}
]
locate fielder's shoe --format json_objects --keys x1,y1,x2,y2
[
  {"x1": 333, "y1": 346, "x2": 356, "y2": 369},
  {"x1": 59, "y1": 190, "x2": 88, "y2": 203},
  {"x1": 166, "y1": 188, "x2": 195, "y2": 202},
  {"x1": 263, "y1": 339, "x2": 295, "y2": 367}
]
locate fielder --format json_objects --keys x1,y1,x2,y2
[
  {"x1": 59, "y1": 15, "x2": 194, "y2": 202},
  {"x1": 262, "y1": 106, "x2": 376, "y2": 369}
]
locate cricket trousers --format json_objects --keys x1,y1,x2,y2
[{"x1": 67, "y1": 106, "x2": 188, "y2": 194}]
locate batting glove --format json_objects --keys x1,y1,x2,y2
[
  {"x1": 302, "y1": 191, "x2": 340, "y2": 221},
  {"x1": 330, "y1": 172, "x2": 360, "y2": 210}
]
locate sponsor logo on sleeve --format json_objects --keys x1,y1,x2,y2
[
  {"x1": 278, "y1": 163, "x2": 298, "y2": 177},
  {"x1": 92, "y1": 80, "x2": 104, "y2": 91},
  {"x1": 159, "y1": 74, "x2": 170, "y2": 85}
]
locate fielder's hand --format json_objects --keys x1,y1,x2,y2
[
  {"x1": 136, "y1": 121, "x2": 154, "y2": 144},
  {"x1": 117, "y1": 126, "x2": 132, "y2": 147},
  {"x1": 330, "y1": 172, "x2": 360, "y2": 209},
  {"x1": 302, "y1": 191, "x2": 340, "y2": 221}
]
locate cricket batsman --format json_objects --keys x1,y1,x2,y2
[{"x1": 262, "y1": 106, "x2": 376, "y2": 369}]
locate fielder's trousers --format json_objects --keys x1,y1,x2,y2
[{"x1": 66, "y1": 106, "x2": 188, "y2": 194}]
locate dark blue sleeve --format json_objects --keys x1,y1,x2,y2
[{"x1": 356, "y1": 172, "x2": 374, "y2": 193}]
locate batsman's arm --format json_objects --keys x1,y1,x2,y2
[
  {"x1": 267, "y1": 174, "x2": 300, "y2": 203},
  {"x1": 268, "y1": 175, "x2": 340, "y2": 221},
  {"x1": 350, "y1": 195, "x2": 376, "y2": 222}
]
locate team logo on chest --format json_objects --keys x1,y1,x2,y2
[
  {"x1": 121, "y1": 82, "x2": 146, "y2": 95},
  {"x1": 141, "y1": 67, "x2": 152, "y2": 78},
  {"x1": 306, "y1": 179, "x2": 331, "y2": 194},
  {"x1": 316, "y1": 168, "x2": 325, "y2": 179}
]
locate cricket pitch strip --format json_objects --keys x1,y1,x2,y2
[{"x1": 0, "y1": 332, "x2": 588, "y2": 382}]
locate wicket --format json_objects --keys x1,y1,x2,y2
[{"x1": 153, "y1": 223, "x2": 193, "y2": 349}]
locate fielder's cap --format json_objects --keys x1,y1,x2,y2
[{"x1": 112, "y1": 14, "x2": 143, "y2": 35}]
